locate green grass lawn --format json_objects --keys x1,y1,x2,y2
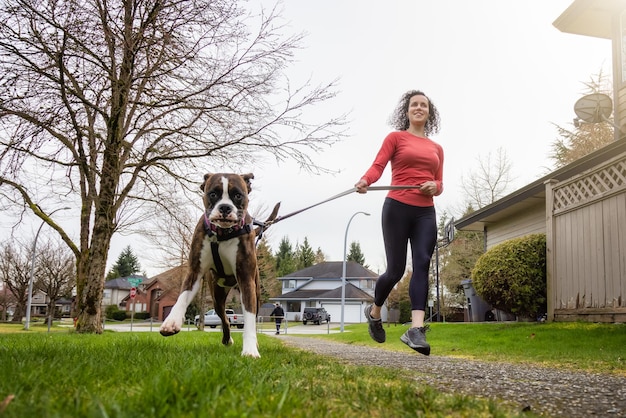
[
  {"x1": 320, "y1": 321, "x2": 626, "y2": 376},
  {"x1": 0, "y1": 321, "x2": 623, "y2": 417}
]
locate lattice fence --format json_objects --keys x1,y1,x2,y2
[{"x1": 553, "y1": 156, "x2": 626, "y2": 214}]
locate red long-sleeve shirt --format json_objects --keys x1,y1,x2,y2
[{"x1": 360, "y1": 131, "x2": 444, "y2": 207}]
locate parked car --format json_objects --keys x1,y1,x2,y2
[
  {"x1": 302, "y1": 307, "x2": 331, "y2": 325},
  {"x1": 195, "y1": 309, "x2": 244, "y2": 329}
]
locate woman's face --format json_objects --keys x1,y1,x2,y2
[{"x1": 406, "y1": 94, "x2": 429, "y2": 126}]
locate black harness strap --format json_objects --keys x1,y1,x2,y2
[{"x1": 210, "y1": 241, "x2": 226, "y2": 278}]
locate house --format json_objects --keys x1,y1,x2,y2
[
  {"x1": 102, "y1": 274, "x2": 147, "y2": 309},
  {"x1": 23, "y1": 290, "x2": 73, "y2": 319},
  {"x1": 273, "y1": 261, "x2": 376, "y2": 323},
  {"x1": 455, "y1": 138, "x2": 626, "y2": 323},
  {"x1": 455, "y1": 1, "x2": 626, "y2": 323},
  {"x1": 122, "y1": 266, "x2": 184, "y2": 320}
]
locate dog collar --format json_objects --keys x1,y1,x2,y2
[{"x1": 203, "y1": 212, "x2": 253, "y2": 241}]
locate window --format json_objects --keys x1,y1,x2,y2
[
  {"x1": 283, "y1": 280, "x2": 296, "y2": 289},
  {"x1": 360, "y1": 279, "x2": 373, "y2": 289}
]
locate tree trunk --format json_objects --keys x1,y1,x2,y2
[
  {"x1": 75, "y1": 223, "x2": 114, "y2": 333},
  {"x1": 11, "y1": 304, "x2": 24, "y2": 323}
]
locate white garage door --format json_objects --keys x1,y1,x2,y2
[{"x1": 322, "y1": 302, "x2": 364, "y2": 323}]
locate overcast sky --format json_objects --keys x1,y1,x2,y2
[
  {"x1": 139, "y1": 0, "x2": 612, "y2": 276},
  {"x1": 8, "y1": 1, "x2": 612, "y2": 278},
  {"x1": 213, "y1": 0, "x2": 613, "y2": 276}
]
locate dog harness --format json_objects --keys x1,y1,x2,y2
[{"x1": 203, "y1": 212, "x2": 253, "y2": 280}]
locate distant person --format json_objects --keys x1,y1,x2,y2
[
  {"x1": 270, "y1": 303, "x2": 285, "y2": 335},
  {"x1": 355, "y1": 89, "x2": 444, "y2": 356}
]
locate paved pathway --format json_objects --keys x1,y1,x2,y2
[{"x1": 277, "y1": 335, "x2": 626, "y2": 418}]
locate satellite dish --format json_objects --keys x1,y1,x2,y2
[{"x1": 574, "y1": 93, "x2": 613, "y2": 123}]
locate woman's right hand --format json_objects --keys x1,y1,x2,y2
[{"x1": 355, "y1": 179, "x2": 369, "y2": 194}]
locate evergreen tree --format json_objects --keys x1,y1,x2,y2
[
  {"x1": 256, "y1": 237, "x2": 281, "y2": 302},
  {"x1": 550, "y1": 72, "x2": 614, "y2": 169},
  {"x1": 106, "y1": 246, "x2": 142, "y2": 280},
  {"x1": 295, "y1": 237, "x2": 316, "y2": 269},
  {"x1": 314, "y1": 247, "x2": 326, "y2": 264},
  {"x1": 275, "y1": 236, "x2": 297, "y2": 277},
  {"x1": 347, "y1": 241, "x2": 367, "y2": 267}
]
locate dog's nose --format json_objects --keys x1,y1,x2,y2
[{"x1": 218, "y1": 204, "x2": 232, "y2": 217}]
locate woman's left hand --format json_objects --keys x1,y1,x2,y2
[{"x1": 418, "y1": 181, "x2": 437, "y2": 195}]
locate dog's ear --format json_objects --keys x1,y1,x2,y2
[
  {"x1": 200, "y1": 173, "x2": 213, "y2": 191},
  {"x1": 241, "y1": 173, "x2": 254, "y2": 193}
]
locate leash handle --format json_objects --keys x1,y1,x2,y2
[{"x1": 367, "y1": 185, "x2": 423, "y2": 191}]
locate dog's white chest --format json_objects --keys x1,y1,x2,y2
[{"x1": 199, "y1": 236, "x2": 239, "y2": 279}]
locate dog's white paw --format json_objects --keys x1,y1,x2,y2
[
  {"x1": 241, "y1": 347, "x2": 261, "y2": 358},
  {"x1": 241, "y1": 328, "x2": 259, "y2": 357},
  {"x1": 159, "y1": 318, "x2": 182, "y2": 336}
]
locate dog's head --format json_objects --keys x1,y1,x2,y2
[{"x1": 201, "y1": 173, "x2": 253, "y2": 229}]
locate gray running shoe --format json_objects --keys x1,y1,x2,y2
[
  {"x1": 364, "y1": 304, "x2": 385, "y2": 343},
  {"x1": 400, "y1": 326, "x2": 430, "y2": 355}
]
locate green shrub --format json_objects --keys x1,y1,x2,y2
[
  {"x1": 133, "y1": 312, "x2": 151, "y2": 320},
  {"x1": 105, "y1": 305, "x2": 128, "y2": 321},
  {"x1": 112, "y1": 310, "x2": 128, "y2": 321},
  {"x1": 471, "y1": 234, "x2": 546, "y2": 319},
  {"x1": 398, "y1": 300, "x2": 412, "y2": 324},
  {"x1": 104, "y1": 305, "x2": 119, "y2": 319}
]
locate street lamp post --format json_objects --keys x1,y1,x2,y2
[
  {"x1": 25, "y1": 207, "x2": 70, "y2": 330},
  {"x1": 341, "y1": 211, "x2": 370, "y2": 332}
]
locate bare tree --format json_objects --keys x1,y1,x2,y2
[
  {"x1": 447, "y1": 147, "x2": 514, "y2": 317},
  {"x1": 36, "y1": 240, "x2": 76, "y2": 323},
  {"x1": 0, "y1": 1, "x2": 346, "y2": 333},
  {"x1": 0, "y1": 241, "x2": 30, "y2": 322},
  {"x1": 460, "y1": 147, "x2": 514, "y2": 210},
  {"x1": 142, "y1": 203, "x2": 197, "y2": 271},
  {"x1": 550, "y1": 72, "x2": 614, "y2": 169},
  {"x1": 0, "y1": 242, "x2": 30, "y2": 322},
  {"x1": 0, "y1": 238, "x2": 74, "y2": 323},
  {"x1": 0, "y1": 283, "x2": 16, "y2": 321}
]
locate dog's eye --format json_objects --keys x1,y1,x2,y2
[
  {"x1": 233, "y1": 192, "x2": 243, "y2": 202},
  {"x1": 208, "y1": 192, "x2": 219, "y2": 200}
]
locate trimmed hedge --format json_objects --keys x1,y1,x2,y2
[
  {"x1": 471, "y1": 234, "x2": 546, "y2": 319},
  {"x1": 105, "y1": 305, "x2": 128, "y2": 321},
  {"x1": 133, "y1": 312, "x2": 151, "y2": 320}
]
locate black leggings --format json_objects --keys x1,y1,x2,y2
[{"x1": 374, "y1": 198, "x2": 437, "y2": 311}]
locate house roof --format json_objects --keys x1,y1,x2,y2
[
  {"x1": 455, "y1": 138, "x2": 626, "y2": 231},
  {"x1": 147, "y1": 265, "x2": 187, "y2": 284},
  {"x1": 143, "y1": 265, "x2": 188, "y2": 301},
  {"x1": 281, "y1": 261, "x2": 378, "y2": 279},
  {"x1": 104, "y1": 275, "x2": 148, "y2": 290},
  {"x1": 274, "y1": 283, "x2": 373, "y2": 302},
  {"x1": 553, "y1": 0, "x2": 626, "y2": 40},
  {"x1": 317, "y1": 283, "x2": 374, "y2": 300}
]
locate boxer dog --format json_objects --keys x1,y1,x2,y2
[{"x1": 160, "y1": 172, "x2": 277, "y2": 358}]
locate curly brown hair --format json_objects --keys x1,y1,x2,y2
[{"x1": 388, "y1": 90, "x2": 441, "y2": 136}]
